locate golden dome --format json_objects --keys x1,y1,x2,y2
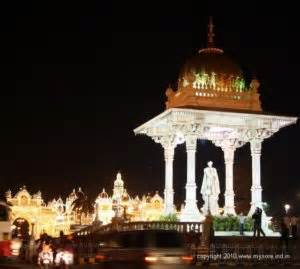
[
  {"x1": 179, "y1": 16, "x2": 243, "y2": 90},
  {"x1": 165, "y1": 17, "x2": 262, "y2": 112},
  {"x1": 114, "y1": 172, "x2": 124, "y2": 188},
  {"x1": 121, "y1": 189, "x2": 130, "y2": 202},
  {"x1": 151, "y1": 191, "x2": 163, "y2": 203},
  {"x1": 99, "y1": 188, "x2": 109, "y2": 199},
  {"x1": 179, "y1": 48, "x2": 243, "y2": 89}
]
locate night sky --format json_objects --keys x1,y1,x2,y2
[{"x1": 2, "y1": 3, "x2": 300, "y2": 215}]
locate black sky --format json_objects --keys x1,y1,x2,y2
[{"x1": 1, "y1": 3, "x2": 300, "y2": 215}]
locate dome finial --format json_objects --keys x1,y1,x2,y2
[
  {"x1": 199, "y1": 17, "x2": 223, "y2": 54},
  {"x1": 207, "y1": 16, "x2": 215, "y2": 48}
]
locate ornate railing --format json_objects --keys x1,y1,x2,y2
[{"x1": 74, "y1": 221, "x2": 203, "y2": 237}]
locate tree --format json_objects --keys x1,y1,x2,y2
[{"x1": 71, "y1": 189, "x2": 94, "y2": 225}]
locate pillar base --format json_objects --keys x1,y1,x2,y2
[
  {"x1": 163, "y1": 206, "x2": 175, "y2": 216},
  {"x1": 224, "y1": 206, "x2": 236, "y2": 216},
  {"x1": 180, "y1": 203, "x2": 204, "y2": 222},
  {"x1": 224, "y1": 192, "x2": 235, "y2": 215},
  {"x1": 248, "y1": 204, "x2": 274, "y2": 235}
]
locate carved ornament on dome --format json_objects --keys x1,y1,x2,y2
[
  {"x1": 250, "y1": 79, "x2": 260, "y2": 93},
  {"x1": 181, "y1": 70, "x2": 246, "y2": 93},
  {"x1": 165, "y1": 86, "x2": 175, "y2": 98},
  {"x1": 167, "y1": 73, "x2": 262, "y2": 111}
]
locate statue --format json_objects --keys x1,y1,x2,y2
[{"x1": 201, "y1": 161, "x2": 220, "y2": 215}]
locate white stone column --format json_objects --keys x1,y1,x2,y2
[
  {"x1": 223, "y1": 147, "x2": 236, "y2": 215},
  {"x1": 248, "y1": 139, "x2": 263, "y2": 216},
  {"x1": 163, "y1": 146, "x2": 175, "y2": 215},
  {"x1": 180, "y1": 135, "x2": 202, "y2": 222}
]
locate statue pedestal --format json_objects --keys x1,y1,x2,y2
[{"x1": 201, "y1": 194, "x2": 220, "y2": 216}]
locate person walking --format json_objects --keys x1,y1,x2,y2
[
  {"x1": 280, "y1": 218, "x2": 289, "y2": 250},
  {"x1": 252, "y1": 207, "x2": 265, "y2": 237},
  {"x1": 291, "y1": 215, "x2": 298, "y2": 240},
  {"x1": 283, "y1": 215, "x2": 291, "y2": 237},
  {"x1": 38, "y1": 239, "x2": 53, "y2": 268},
  {"x1": 238, "y1": 212, "x2": 245, "y2": 236}
]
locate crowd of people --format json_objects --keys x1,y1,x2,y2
[
  {"x1": 236, "y1": 207, "x2": 266, "y2": 237},
  {"x1": 20, "y1": 231, "x2": 75, "y2": 268},
  {"x1": 236, "y1": 207, "x2": 298, "y2": 241}
]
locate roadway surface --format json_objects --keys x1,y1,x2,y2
[
  {"x1": 0, "y1": 262, "x2": 299, "y2": 268},
  {"x1": 0, "y1": 263, "x2": 196, "y2": 269}
]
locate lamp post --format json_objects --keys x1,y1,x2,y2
[
  {"x1": 284, "y1": 204, "x2": 290, "y2": 215},
  {"x1": 94, "y1": 203, "x2": 100, "y2": 222},
  {"x1": 25, "y1": 218, "x2": 36, "y2": 262},
  {"x1": 30, "y1": 220, "x2": 36, "y2": 239}
]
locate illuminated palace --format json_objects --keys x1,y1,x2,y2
[
  {"x1": 6, "y1": 186, "x2": 84, "y2": 239},
  {"x1": 134, "y1": 18, "x2": 297, "y2": 226},
  {"x1": 6, "y1": 173, "x2": 165, "y2": 238},
  {"x1": 95, "y1": 172, "x2": 164, "y2": 225}
]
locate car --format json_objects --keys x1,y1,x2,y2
[{"x1": 95, "y1": 229, "x2": 195, "y2": 265}]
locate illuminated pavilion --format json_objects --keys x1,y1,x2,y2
[{"x1": 134, "y1": 18, "x2": 297, "y2": 222}]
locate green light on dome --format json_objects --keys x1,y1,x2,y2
[
  {"x1": 234, "y1": 77, "x2": 246, "y2": 92},
  {"x1": 190, "y1": 71, "x2": 246, "y2": 92}
]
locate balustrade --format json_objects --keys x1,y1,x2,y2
[{"x1": 74, "y1": 221, "x2": 203, "y2": 237}]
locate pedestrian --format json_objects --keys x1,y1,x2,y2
[
  {"x1": 291, "y1": 215, "x2": 298, "y2": 240},
  {"x1": 280, "y1": 218, "x2": 289, "y2": 250},
  {"x1": 201, "y1": 210, "x2": 214, "y2": 246},
  {"x1": 238, "y1": 212, "x2": 245, "y2": 236},
  {"x1": 37, "y1": 239, "x2": 53, "y2": 267},
  {"x1": 283, "y1": 215, "x2": 291, "y2": 236},
  {"x1": 252, "y1": 207, "x2": 265, "y2": 237}
]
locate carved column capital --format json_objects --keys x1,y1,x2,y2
[
  {"x1": 185, "y1": 135, "x2": 197, "y2": 152},
  {"x1": 153, "y1": 135, "x2": 176, "y2": 149},
  {"x1": 241, "y1": 128, "x2": 274, "y2": 142},
  {"x1": 250, "y1": 139, "x2": 262, "y2": 155},
  {"x1": 151, "y1": 135, "x2": 177, "y2": 160},
  {"x1": 213, "y1": 138, "x2": 246, "y2": 151}
]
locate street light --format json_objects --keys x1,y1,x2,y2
[{"x1": 284, "y1": 204, "x2": 290, "y2": 215}]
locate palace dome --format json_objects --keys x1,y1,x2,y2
[
  {"x1": 114, "y1": 172, "x2": 124, "y2": 188},
  {"x1": 165, "y1": 17, "x2": 262, "y2": 112},
  {"x1": 99, "y1": 188, "x2": 109, "y2": 199},
  {"x1": 179, "y1": 48, "x2": 243, "y2": 83},
  {"x1": 121, "y1": 189, "x2": 130, "y2": 202}
]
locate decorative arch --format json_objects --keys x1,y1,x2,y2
[{"x1": 12, "y1": 217, "x2": 30, "y2": 239}]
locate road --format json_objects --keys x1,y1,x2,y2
[{"x1": 0, "y1": 263, "x2": 197, "y2": 269}]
